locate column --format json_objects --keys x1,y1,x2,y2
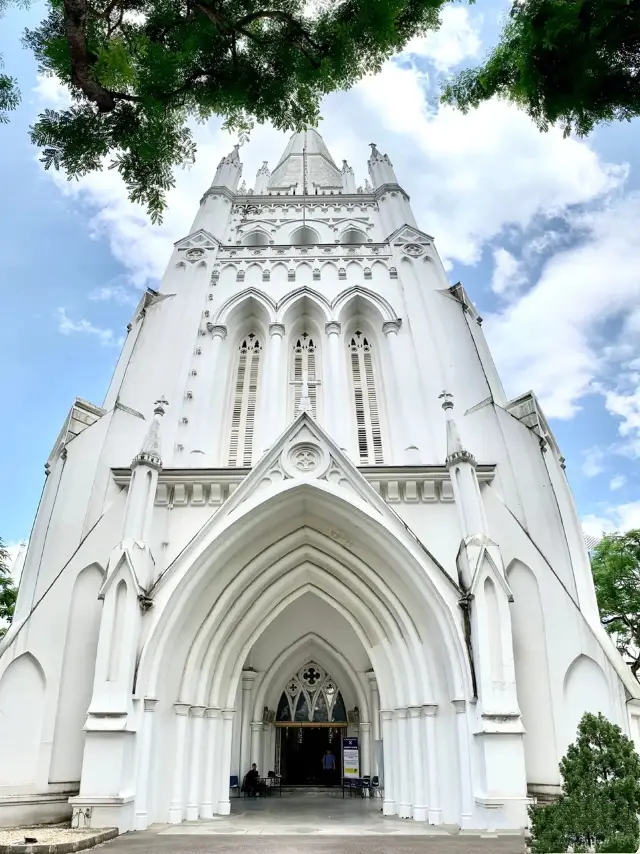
[
  {"x1": 359, "y1": 722, "x2": 372, "y2": 778},
  {"x1": 408, "y1": 707, "x2": 427, "y2": 821},
  {"x1": 217, "y1": 709, "x2": 235, "y2": 816},
  {"x1": 262, "y1": 723, "x2": 271, "y2": 772},
  {"x1": 185, "y1": 705, "x2": 206, "y2": 820},
  {"x1": 168, "y1": 703, "x2": 191, "y2": 824},
  {"x1": 261, "y1": 323, "x2": 285, "y2": 452},
  {"x1": 250, "y1": 720, "x2": 263, "y2": 767},
  {"x1": 200, "y1": 707, "x2": 221, "y2": 819},
  {"x1": 422, "y1": 705, "x2": 441, "y2": 824},
  {"x1": 380, "y1": 710, "x2": 395, "y2": 815},
  {"x1": 452, "y1": 700, "x2": 473, "y2": 827},
  {"x1": 395, "y1": 708, "x2": 412, "y2": 818},
  {"x1": 383, "y1": 320, "x2": 418, "y2": 462},
  {"x1": 325, "y1": 321, "x2": 350, "y2": 452},
  {"x1": 239, "y1": 671, "x2": 256, "y2": 780},
  {"x1": 134, "y1": 698, "x2": 158, "y2": 830},
  {"x1": 193, "y1": 324, "x2": 227, "y2": 460},
  {"x1": 368, "y1": 673, "x2": 381, "y2": 776}
]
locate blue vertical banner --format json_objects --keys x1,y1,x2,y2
[{"x1": 343, "y1": 737, "x2": 360, "y2": 778}]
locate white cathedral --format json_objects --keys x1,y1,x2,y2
[{"x1": 2, "y1": 128, "x2": 639, "y2": 835}]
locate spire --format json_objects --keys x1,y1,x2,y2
[
  {"x1": 341, "y1": 159, "x2": 356, "y2": 194},
  {"x1": 439, "y1": 391, "x2": 476, "y2": 468},
  {"x1": 368, "y1": 141, "x2": 397, "y2": 189},
  {"x1": 268, "y1": 128, "x2": 342, "y2": 193},
  {"x1": 212, "y1": 144, "x2": 243, "y2": 191},
  {"x1": 132, "y1": 397, "x2": 167, "y2": 471},
  {"x1": 254, "y1": 160, "x2": 271, "y2": 194}
]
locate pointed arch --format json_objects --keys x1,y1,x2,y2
[
  {"x1": 276, "y1": 287, "x2": 331, "y2": 324},
  {"x1": 0, "y1": 652, "x2": 46, "y2": 785},
  {"x1": 332, "y1": 286, "x2": 399, "y2": 324},
  {"x1": 290, "y1": 225, "x2": 320, "y2": 246},
  {"x1": 252, "y1": 632, "x2": 370, "y2": 721},
  {"x1": 339, "y1": 226, "x2": 368, "y2": 244},
  {"x1": 214, "y1": 288, "x2": 277, "y2": 326}
]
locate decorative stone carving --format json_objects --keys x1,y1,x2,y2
[
  {"x1": 402, "y1": 243, "x2": 424, "y2": 257},
  {"x1": 292, "y1": 446, "x2": 320, "y2": 472},
  {"x1": 185, "y1": 248, "x2": 206, "y2": 262}
]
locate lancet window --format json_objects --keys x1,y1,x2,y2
[
  {"x1": 276, "y1": 663, "x2": 347, "y2": 723},
  {"x1": 290, "y1": 332, "x2": 318, "y2": 419},
  {"x1": 228, "y1": 333, "x2": 262, "y2": 466},
  {"x1": 348, "y1": 331, "x2": 384, "y2": 464}
]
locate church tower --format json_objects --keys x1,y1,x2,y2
[{"x1": 1, "y1": 127, "x2": 639, "y2": 833}]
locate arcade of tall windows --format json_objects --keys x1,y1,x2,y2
[
  {"x1": 348, "y1": 331, "x2": 384, "y2": 464},
  {"x1": 290, "y1": 332, "x2": 319, "y2": 419},
  {"x1": 228, "y1": 333, "x2": 262, "y2": 466}
]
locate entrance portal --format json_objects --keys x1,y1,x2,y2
[{"x1": 278, "y1": 725, "x2": 344, "y2": 785}]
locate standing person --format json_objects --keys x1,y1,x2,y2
[{"x1": 322, "y1": 749, "x2": 336, "y2": 786}]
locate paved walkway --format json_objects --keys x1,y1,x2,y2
[{"x1": 102, "y1": 793, "x2": 526, "y2": 852}]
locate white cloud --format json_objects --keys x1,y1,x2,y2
[
  {"x1": 582, "y1": 447, "x2": 605, "y2": 479},
  {"x1": 485, "y1": 194, "x2": 640, "y2": 418},
  {"x1": 610, "y1": 475, "x2": 627, "y2": 491},
  {"x1": 403, "y1": 6, "x2": 482, "y2": 73},
  {"x1": 491, "y1": 248, "x2": 527, "y2": 297},
  {"x1": 582, "y1": 502, "x2": 640, "y2": 538},
  {"x1": 56, "y1": 307, "x2": 124, "y2": 348},
  {"x1": 89, "y1": 283, "x2": 140, "y2": 306},
  {"x1": 33, "y1": 74, "x2": 72, "y2": 109}
]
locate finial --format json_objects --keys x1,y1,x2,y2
[
  {"x1": 439, "y1": 390, "x2": 454, "y2": 411},
  {"x1": 153, "y1": 396, "x2": 168, "y2": 416}
]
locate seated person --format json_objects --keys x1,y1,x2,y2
[{"x1": 244, "y1": 763, "x2": 264, "y2": 797}]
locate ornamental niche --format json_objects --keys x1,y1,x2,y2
[{"x1": 276, "y1": 662, "x2": 347, "y2": 723}]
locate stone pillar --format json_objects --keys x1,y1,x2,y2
[
  {"x1": 452, "y1": 700, "x2": 473, "y2": 828},
  {"x1": 250, "y1": 720, "x2": 263, "y2": 768},
  {"x1": 368, "y1": 673, "x2": 381, "y2": 776},
  {"x1": 359, "y1": 722, "x2": 372, "y2": 778},
  {"x1": 239, "y1": 672, "x2": 256, "y2": 781},
  {"x1": 407, "y1": 706, "x2": 426, "y2": 821},
  {"x1": 200, "y1": 707, "x2": 221, "y2": 819},
  {"x1": 217, "y1": 709, "x2": 235, "y2": 816},
  {"x1": 383, "y1": 320, "x2": 418, "y2": 463},
  {"x1": 134, "y1": 698, "x2": 158, "y2": 830},
  {"x1": 380, "y1": 710, "x2": 395, "y2": 816},
  {"x1": 185, "y1": 705, "x2": 206, "y2": 820},
  {"x1": 261, "y1": 323, "x2": 285, "y2": 452},
  {"x1": 422, "y1": 705, "x2": 441, "y2": 824},
  {"x1": 395, "y1": 708, "x2": 412, "y2": 819},
  {"x1": 325, "y1": 321, "x2": 350, "y2": 452},
  {"x1": 262, "y1": 723, "x2": 271, "y2": 772},
  {"x1": 192, "y1": 324, "x2": 227, "y2": 460},
  {"x1": 168, "y1": 703, "x2": 191, "y2": 824}
]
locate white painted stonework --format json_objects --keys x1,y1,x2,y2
[{"x1": 2, "y1": 130, "x2": 640, "y2": 833}]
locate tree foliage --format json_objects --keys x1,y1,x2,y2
[
  {"x1": 591, "y1": 529, "x2": 640, "y2": 681},
  {"x1": 442, "y1": 0, "x2": 640, "y2": 137},
  {"x1": 8, "y1": 0, "x2": 444, "y2": 221},
  {"x1": 529, "y1": 712, "x2": 640, "y2": 853},
  {"x1": 0, "y1": 538, "x2": 18, "y2": 640}
]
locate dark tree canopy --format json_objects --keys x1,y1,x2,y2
[
  {"x1": 0, "y1": 538, "x2": 18, "y2": 640},
  {"x1": 529, "y1": 712, "x2": 640, "y2": 853},
  {"x1": 591, "y1": 529, "x2": 640, "y2": 681},
  {"x1": 442, "y1": 0, "x2": 640, "y2": 137},
  {"x1": 10, "y1": 0, "x2": 443, "y2": 220}
]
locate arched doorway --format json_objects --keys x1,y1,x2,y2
[{"x1": 274, "y1": 661, "x2": 348, "y2": 785}]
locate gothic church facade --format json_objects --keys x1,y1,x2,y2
[{"x1": 2, "y1": 129, "x2": 639, "y2": 833}]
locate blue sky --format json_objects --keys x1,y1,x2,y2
[{"x1": 1, "y1": 0, "x2": 640, "y2": 560}]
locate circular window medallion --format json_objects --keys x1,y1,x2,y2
[
  {"x1": 293, "y1": 446, "x2": 320, "y2": 472},
  {"x1": 402, "y1": 243, "x2": 424, "y2": 257},
  {"x1": 185, "y1": 248, "x2": 205, "y2": 261}
]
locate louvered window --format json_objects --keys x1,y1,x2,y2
[
  {"x1": 228, "y1": 333, "x2": 262, "y2": 466},
  {"x1": 348, "y1": 331, "x2": 383, "y2": 464},
  {"x1": 290, "y1": 332, "x2": 318, "y2": 419}
]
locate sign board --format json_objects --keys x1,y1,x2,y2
[{"x1": 343, "y1": 737, "x2": 360, "y2": 778}]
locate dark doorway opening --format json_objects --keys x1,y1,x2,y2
[{"x1": 279, "y1": 726, "x2": 342, "y2": 786}]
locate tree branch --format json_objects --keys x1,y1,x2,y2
[{"x1": 63, "y1": 0, "x2": 117, "y2": 111}]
